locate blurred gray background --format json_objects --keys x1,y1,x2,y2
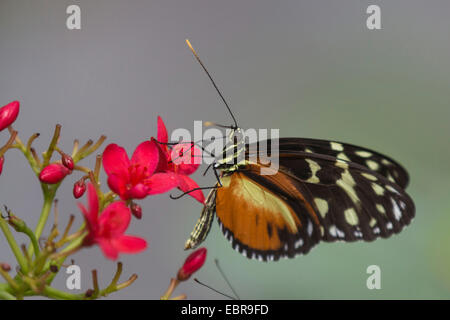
[{"x1": 1, "y1": 0, "x2": 450, "y2": 299}]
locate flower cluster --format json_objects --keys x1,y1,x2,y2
[{"x1": 0, "y1": 101, "x2": 207, "y2": 300}]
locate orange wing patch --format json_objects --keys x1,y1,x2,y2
[{"x1": 216, "y1": 168, "x2": 320, "y2": 260}]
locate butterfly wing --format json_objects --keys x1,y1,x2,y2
[
  {"x1": 215, "y1": 166, "x2": 322, "y2": 261},
  {"x1": 266, "y1": 151, "x2": 415, "y2": 242},
  {"x1": 185, "y1": 138, "x2": 414, "y2": 261},
  {"x1": 247, "y1": 137, "x2": 409, "y2": 189}
]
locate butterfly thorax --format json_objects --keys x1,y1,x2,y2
[{"x1": 215, "y1": 127, "x2": 247, "y2": 173}]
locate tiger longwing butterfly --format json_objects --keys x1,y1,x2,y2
[{"x1": 182, "y1": 40, "x2": 415, "y2": 262}]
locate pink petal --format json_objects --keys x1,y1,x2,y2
[
  {"x1": 151, "y1": 138, "x2": 170, "y2": 172},
  {"x1": 98, "y1": 201, "x2": 131, "y2": 237},
  {"x1": 107, "y1": 174, "x2": 128, "y2": 200},
  {"x1": 146, "y1": 172, "x2": 180, "y2": 195},
  {"x1": 112, "y1": 235, "x2": 147, "y2": 254},
  {"x1": 102, "y1": 144, "x2": 130, "y2": 177},
  {"x1": 178, "y1": 175, "x2": 205, "y2": 203},
  {"x1": 171, "y1": 143, "x2": 202, "y2": 175},
  {"x1": 77, "y1": 184, "x2": 99, "y2": 235},
  {"x1": 157, "y1": 116, "x2": 168, "y2": 144},
  {"x1": 86, "y1": 183, "x2": 99, "y2": 223},
  {"x1": 97, "y1": 239, "x2": 119, "y2": 260},
  {"x1": 130, "y1": 140, "x2": 159, "y2": 175},
  {"x1": 128, "y1": 183, "x2": 150, "y2": 199}
]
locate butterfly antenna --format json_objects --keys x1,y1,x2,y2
[
  {"x1": 193, "y1": 278, "x2": 236, "y2": 300},
  {"x1": 186, "y1": 39, "x2": 239, "y2": 129},
  {"x1": 214, "y1": 258, "x2": 240, "y2": 300}
]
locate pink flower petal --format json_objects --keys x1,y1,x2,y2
[
  {"x1": 107, "y1": 174, "x2": 128, "y2": 200},
  {"x1": 86, "y1": 183, "x2": 99, "y2": 222},
  {"x1": 130, "y1": 140, "x2": 159, "y2": 176},
  {"x1": 102, "y1": 144, "x2": 130, "y2": 177},
  {"x1": 147, "y1": 172, "x2": 180, "y2": 195},
  {"x1": 157, "y1": 116, "x2": 168, "y2": 144},
  {"x1": 112, "y1": 235, "x2": 147, "y2": 254},
  {"x1": 178, "y1": 175, "x2": 205, "y2": 203},
  {"x1": 77, "y1": 184, "x2": 99, "y2": 235},
  {"x1": 152, "y1": 138, "x2": 170, "y2": 173},
  {"x1": 171, "y1": 143, "x2": 202, "y2": 175},
  {"x1": 97, "y1": 239, "x2": 119, "y2": 260},
  {"x1": 98, "y1": 201, "x2": 131, "y2": 237},
  {"x1": 128, "y1": 183, "x2": 150, "y2": 199}
]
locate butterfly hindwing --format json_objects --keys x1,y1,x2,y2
[{"x1": 215, "y1": 166, "x2": 321, "y2": 261}]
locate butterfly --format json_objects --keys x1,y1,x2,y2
[{"x1": 181, "y1": 40, "x2": 415, "y2": 262}]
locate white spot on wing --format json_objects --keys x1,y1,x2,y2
[
  {"x1": 314, "y1": 198, "x2": 329, "y2": 218},
  {"x1": 330, "y1": 142, "x2": 344, "y2": 151},
  {"x1": 306, "y1": 159, "x2": 321, "y2": 183},
  {"x1": 337, "y1": 152, "x2": 351, "y2": 162},
  {"x1": 366, "y1": 160, "x2": 379, "y2": 171},
  {"x1": 344, "y1": 208, "x2": 359, "y2": 226},
  {"x1": 355, "y1": 151, "x2": 372, "y2": 158},
  {"x1": 391, "y1": 198, "x2": 402, "y2": 221},
  {"x1": 361, "y1": 172, "x2": 377, "y2": 181},
  {"x1": 371, "y1": 183, "x2": 385, "y2": 196},
  {"x1": 376, "y1": 204, "x2": 386, "y2": 214}
]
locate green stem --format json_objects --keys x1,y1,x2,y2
[
  {"x1": 42, "y1": 286, "x2": 84, "y2": 300},
  {"x1": 0, "y1": 290, "x2": 16, "y2": 300},
  {"x1": 45, "y1": 232, "x2": 85, "y2": 285},
  {"x1": 11, "y1": 143, "x2": 40, "y2": 176},
  {"x1": 0, "y1": 217, "x2": 28, "y2": 273},
  {"x1": 22, "y1": 225, "x2": 40, "y2": 258},
  {"x1": 28, "y1": 186, "x2": 57, "y2": 257}
]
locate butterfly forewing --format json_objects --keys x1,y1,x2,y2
[
  {"x1": 247, "y1": 138, "x2": 409, "y2": 189},
  {"x1": 273, "y1": 152, "x2": 415, "y2": 242}
]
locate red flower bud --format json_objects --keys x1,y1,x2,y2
[
  {"x1": 0, "y1": 101, "x2": 20, "y2": 131},
  {"x1": 177, "y1": 247, "x2": 207, "y2": 281},
  {"x1": 39, "y1": 163, "x2": 71, "y2": 184},
  {"x1": 130, "y1": 202, "x2": 142, "y2": 219},
  {"x1": 0, "y1": 156, "x2": 4, "y2": 175},
  {"x1": 61, "y1": 153, "x2": 74, "y2": 170},
  {"x1": 73, "y1": 179, "x2": 86, "y2": 199}
]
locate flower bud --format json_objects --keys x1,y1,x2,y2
[
  {"x1": 39, "y1": 163, "x2": 71, "y2": 184},
  {"x1": 73, "y1": 179, "x2": 86, "y2": 199},
  {"x1": 61, "y1": 153, "x2": 74, "y2": 170},
  {"x1": 130, "y1": 202, "x2": 142, "y2": 219},
  {"x1": 0, "y1": 263, "x2": 11, "y2": 272},
  {"x1": 0, "y1": 101, "x2": 20, "y2": 131},
  {"x1": 0, "y1": 156, "x2": 4, "y2": 175},
  {"x1": 177, "y1": 247, "x2": 207, "y2": 281},
  {"x1": 84, "y1": 289, "x2": 94, "y2": 298}
]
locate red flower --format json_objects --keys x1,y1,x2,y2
[
  {"x1": 39, "y1": 163, "x2": 71, "y2": 184},
  {"x1": 177, "y1": 247, "x2": 207, "y2": 281},
  {"x1": 102, "y1": 140, "x2": 179, "y2": 201},
  {"x1": 78, "y1": 183, "x2": 147, "y2": 260},
  {"x1": 153, "y1": 116, "x2": 205, "y2": 203},
  {"x1": 0, "y1": 101, "x2": 20, "y2": 131}
]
